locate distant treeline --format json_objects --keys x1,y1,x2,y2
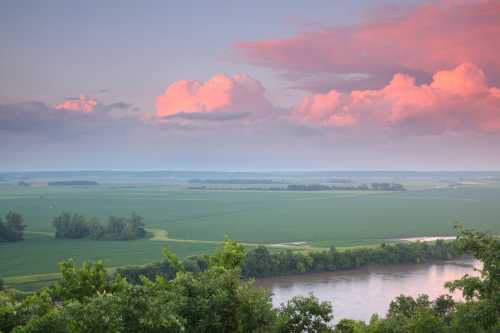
[
  {"x1": 53, "y1": 212, "x2": 146, "y2": 241},
  {"x1": 287, "y1": 182, "x2": 405, "y2": 191},
  {"x1": 188, "y1": 186, "x2": 286, "y2": 191},
  {"x1": 118, "y1": 238, "x2": 458, "y2": 283},
  {"x1": 48, "y1": 180, "x2": 99, "y2": 186},
  {"x1": 0, "y1": 212, "x2": 25, "y2": 242},
  {"x1": 189, "y1": 178, "x2": 285, "y2": 185},
  {"x1": 327, "y1": 178, "x2": 353, "y2": 184},
  {"x1": 241, "y1": 239, "x2": 455, "y2": 278},
  {"x1": 190, "y1": 182, "x2": 406, "y2": 192}
]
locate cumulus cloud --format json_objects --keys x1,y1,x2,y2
[
  {"x1": 54, "y1": 95, "x2": 98, "y2": 113},
  {"x1": 294, "y1": 63, "x2": 500, "y2": 134},
  {"x1": 156, "y1": 74, "x2": 273, "y2": 119},
  {"x1": 0, "y1": 99, "x2": 141, "y2": 140},
  {"x1": 235, "y1": 0, "x2": 500, "y2": 91}
]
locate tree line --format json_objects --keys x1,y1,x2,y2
[
  {"x1": 0, "y1": 210, "x2": 147, "y2": 242},
  {"x1": 242, "y1": 238, "x2": 455, "y2": 278},
  {"x1": 0, "y1": 212, "x2": 25, "y2": 242},
  {"x1": 189, "y1": 182, "x2": 406, "y2": 192},
  {"x1": 117, "y1": 237, "x2": 458, "y2": 283},
  {"x1": 48, "y1": 180, "x2": 99, "y2": 186},
  {"x1": 286, "y1": 182, "x2": 405, "y2": 191},
  {"x1": 0, "y1": 228, "x2": 498, "y2": 332},
  {"x1": 52, "y1": 212, "x2": 146, "y2": 241}
]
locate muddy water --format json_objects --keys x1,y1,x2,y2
[{"x1": 255, "y1": 259, "x2": 479, "y2": 323}]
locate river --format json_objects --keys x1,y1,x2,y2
[{"x1": 255, "y1": 258, "x2": 479, "y2": 323}]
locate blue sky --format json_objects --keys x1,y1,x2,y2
[{"x1": 0, "y1": 0, "x2": 421, "y2": 109}]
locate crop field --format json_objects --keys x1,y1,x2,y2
[{"x1": 1, "y1": 174, "x2": 500, "y2": 289}]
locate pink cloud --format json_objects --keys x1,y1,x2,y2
[
  {"x1": 235, "y1": 1, "x2": 500, "y2": 91},
  {"x1": 156, "y1": 74, "x2": 272, "y2": 118},
  {"x1": 54, "y1": 95, "x2": 97, "y2": 113},
  {"x1": 295, "y1": 63, "x2": 500, "y2": 134}
]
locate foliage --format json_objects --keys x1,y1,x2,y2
[
  {"x1": 51, "y1": 260, "x2": 127, "y2": 302},
  {"x1": 0, "y1": 239, "x2": 277, "y2": 333},
  {"x1": 118, "y1": 237, "x2": 459, "y2": 288},
  {"x1": 0, "y1": 211, "x2": 26, "y2": 242},
  {"x1": 210, "y1": 238, "x2": 246, "y2": 269},
  {"x1": 52, "y1": 213, "x2": 90, "y2": 239},
  {"x1": 285, "y1": 182, "x2": 405, "y2": 192},
  {"x1": 242, "y1": 239, "x2": 459, "y2": 278},
  {"x1": 276, "y1": 295, "x2": 334, "y2": 333},
  {"x1": 444, "y1": 226, "x2": 500, "y2": 331},
  {"x1": 0, "y1": 228, "x2": 498, "y2": 332},
  {"x1": 117, "y1": 261, "x2": 178, "y2": 285},
  {"x1": 52, "y1": 212, "x2": 146, "y2": 241},
  {"x1": 334, "y1": 319, "x2": 366, "y2": 333}
]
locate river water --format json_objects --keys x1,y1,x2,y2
[{"x1": 255, "y1": 258, "x2": 479, "y2": 323}]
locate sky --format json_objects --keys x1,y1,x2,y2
[{"x1": 1, "y1": 0, "x2": 499, "y2": 171}]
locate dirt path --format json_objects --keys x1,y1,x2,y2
[{"x1": 146, "y1": 228, "x2": 328, "y2": 251}]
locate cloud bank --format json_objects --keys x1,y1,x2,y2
[
  {"x1": 156, "y1": 74, "x2": 273, "y2": 120},
  {"x1": 295, "y1": 63, "x2": 500, "y2": 134},
  {"x1": 235, "y1": 0, "x2": 500, "y2": 91},
  {"x1": 54, "y1": 95, "x2": 98, "y2": 113}
]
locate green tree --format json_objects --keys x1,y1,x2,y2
[
  {"x1": 128, "y1": 212, "x2": 146, "y2": 239},
  {"x1": 0, "y1": 211, "x2": 26, "y2": 242},
  {"x1": 88, "y1": 217, "x2": 105, "y2": 240},
  {"x1": 211, "y1": 238, "x2": 246, "y2": 270},
  {"x1": 445, "y1": 227, "x2": 500, "y2": 331},
  {"x1": 406, "y1": 308, "x2": 446, "y2": 333},
  {"x1": 335, "y1": 319, "x2": 366, "y2": 333},
  {"x1": 432, "y1": 294, "x2": 455, "y2": 322},
  {"x1": 277, "y1": 295, "x2": 334, "y2": 333},
  {"x1": 52, "y1": 212, "x2": 89, "y2": 239},
  {"x1": 51, "y1": 260, "x2": 127, "y2": 302}
]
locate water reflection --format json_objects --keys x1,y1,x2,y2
[{"x1": 255, "y1": 259, "x2": 479, "y2": 323}]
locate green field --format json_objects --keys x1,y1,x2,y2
[{"x1": 1, "y1": 177, "x2": 500, "y2": 287}]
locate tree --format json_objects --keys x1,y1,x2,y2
[
  {"x1": 0, "y1": 211, "x2": 26, "y2": 242},
  {"x1": 432, "y1": 294, "x2": 455, "y2": 321},
  {"x1": 128, "y1": 212, "x2": 146, "y2": 239},
  {"x1": 52, "y1": 212, "x2": 147, "y2": 241},
  {"x1": 277, "y1": 295, "x2": 334, "y2": 333},
  {"x1": 51, "y1": 260, "x2": 127, "y2": 302},
  {"x1": 211, "y1": 238, "x2": 246, "y2": 270},
  {"x1": 242, "y1": 245, "x2": 276, "y2": 277},
  {"x1": 445, "y1": 227, "x2": 500, "y2": 331},
  {"x1": 335, "y1": 319, "x2": 366, "y2": 333},
  {"x1": 88, "y1": 217, "x2": 105, "y2": 240},
  {"x1": 52, "y1": 213, "x2": 90, "y2": 239},
  {"x1": 105, "y1": 216, "x2": 127, "y2": 240},
  {"x1": 406, "y1": 308, "x2": 446, "y2": 333}
]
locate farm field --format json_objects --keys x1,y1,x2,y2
[{"x1": 1, "y1": 173, "x2": 500, "y2": 289}]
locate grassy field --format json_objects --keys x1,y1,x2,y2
[{"x1": 1, "y1": 178, "x2": 500, "y2": 288}]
